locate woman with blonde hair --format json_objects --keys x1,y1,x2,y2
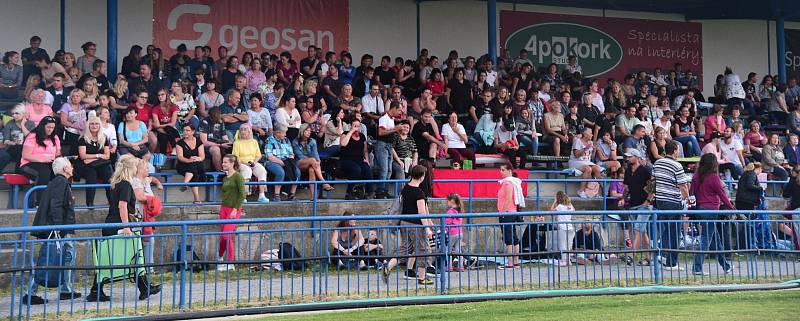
[
  {"x1": 170, "y1": 81, "x2": 199, "y2": 128},
  {"x1": 60, "y1": 89, "x2": 88, "y2": 154},
  {"x1": 232, "y1": 124, "x2": 269, "y2": 202},
  {"x1": 111, "y1": 74, "x2": 130, "y2": 114},
  {"x1": 2, "y1": 103, "x2": 36, "y2": 166},
  {"x1": 88, "y1": 154, "x2": 161, "y2": 302},
  {"x1": 77, "y1": 116, "x2": 112, "y2": 206},
  {"x1": 80, "y1": 76, "x2": 100, "y2": 108},
  {"x1": 23, "y1": 74, "x2": 41, "y2": 103}
]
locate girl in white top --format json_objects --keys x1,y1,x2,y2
[
  {"x1": 97, "y1": 106, "x2": 118, "y2": 154},
  {"x1": 274, "y1": 96, "x2": 302, "y2": 140},
  {"x1": 549, "y1": 191, "x2": 575, "y2": 266}
]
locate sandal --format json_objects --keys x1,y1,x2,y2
[{"x1": 322, "y1": 184, "x2": 335, "y2": 192}]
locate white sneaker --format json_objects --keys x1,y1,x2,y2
[
  {"x1": 578, "y1": 191, "x2": 589, "y2": 199},
  {"x1": 258, "y1": 194, "x2": 269, "y2": 203}
]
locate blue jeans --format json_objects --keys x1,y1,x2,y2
[
  {"x1": 655, "y1": 200, "x2": 683, "y2": 267},
  {"x1": 28, "y1": 237, "x2": 75, "y2": 296},
  {"x1": 675, "y1": 135, "x2": 701, "y2": 157},
  {"x1": 755, "y1": 213, "x2": 777, "y2": 249},
  {"x1": 772, "y1": 167, "x2": 789, "y2": 181},
  {"x1": 517, "y1": 134, "x2": 539, "y2": 156},
  {"x1": 692, "y1": 211, "x2": 731, "y2": 273},
  {"x1": 719, "y1": 163, "x2": 743, "y2": 181},
  {"x1": 264, "y1": 160, "x2": 300, "y2": 183},
  {"x1": 372, "y1": 140, "x2": 393, "y2": 193},
  {"x1": 339, "y1": 159, "x2": 374, "y2": 195},
  {"x1": 142, "y1": 237, "x2": 155, "y2": 273}
]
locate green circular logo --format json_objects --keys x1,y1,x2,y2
[{"x1": 505, "y1": 22, "x2": 623, "y2": 78}]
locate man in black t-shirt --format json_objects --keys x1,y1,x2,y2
[
  {"x1": 622, "y1": 149, "x2": 652, "y2": 264},
  {"x1": 381, "y1": 165, "x2": 435, "y2": 285},
  {"x1": 412, "y1": 111, "x2": 444, "y2": 161},
  {"x1": 375, "y1": 56, "x2": 396, "y2": 90}
]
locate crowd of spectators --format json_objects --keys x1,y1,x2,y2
[{"x1": 3, "y1": 35, "x2": 800, "y2": 204}]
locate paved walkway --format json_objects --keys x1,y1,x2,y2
[{"x1": 3, "y1": 255, "x2": 798, "y2": 318}]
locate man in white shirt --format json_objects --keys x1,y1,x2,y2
[
  {"x1": 362, "y1": 84, "x2": 385, "y2": 116},
  {"x1": 374, "y1": 101, "x2": 400, "y2": 199},
  {"x1": 318, "y1": 51, "x2": 336, "y2": 80},
  {"x1": 719, "y1": 127, "x2": 744, "y2": 180}
]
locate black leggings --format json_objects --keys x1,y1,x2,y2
[
  {"x1": 77, "y1": 161, "x2": 113, "y2": 205},
  {"x1": 19, "y1": 162, "x2": 53, "y2": 203},
  {"x1": 153, "y1": 127, "x2": 181, "y2": 153}
]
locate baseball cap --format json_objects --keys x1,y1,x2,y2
[{"x1": 624, "y1": 149, "x2": 644, "y2": 159}]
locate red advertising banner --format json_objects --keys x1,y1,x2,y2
[
  {"x1": 500, "y1": 11, "x2": 702, "y2": 88},
  {"x1": 153, "y1": 0, "x2": 349, "y2": 59}
]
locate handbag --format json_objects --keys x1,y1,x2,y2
[{"x1": 34, "y1": 231, "x2": 64, "y2": 288}]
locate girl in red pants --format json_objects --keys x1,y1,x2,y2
[{"x1": 218, "y1": 154, "x2": 246, "y2": 271}]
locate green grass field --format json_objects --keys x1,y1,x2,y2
[{"x1": 261, "y1": 290, "x2": 799, "y2": 321}]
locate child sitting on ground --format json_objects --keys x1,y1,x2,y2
[
  {"x1": 362, "y1": 229, "x2": 386, "y2": 268},
  {"x1": 572, "y1": 223, "x2": 617, "y2": 264}
]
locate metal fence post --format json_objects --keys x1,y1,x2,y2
[
  {"x1": 179, "y1": 224, "x2": 188, "y2": 309},
  {"x1": 652, "y1": 211, "x2": 661, "y2": 284},
  {"x1": 439, "y1": 217, "x2": 447, "y2": 295}
]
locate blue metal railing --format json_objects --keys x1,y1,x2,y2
[{"x1": 2, "y1": 210, "x2": 798, "y2": 319}]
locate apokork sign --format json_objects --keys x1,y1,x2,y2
[
  {"x1": 153, "y1": 0, "x2": 349, "y2": 58},
  {"x1": 500, "y1": 11, "x2": 703, "y2": 87}
]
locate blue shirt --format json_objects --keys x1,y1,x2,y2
[
  {"x1": 219, "y1": 103, "x2": 247, "y2": 131},
  {"x1": 292, "y1": 138, "x2": 320, "y2": 161}
]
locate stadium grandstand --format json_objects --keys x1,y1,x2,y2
[{"x1": 0, "y1": 0, "x2": 798, "y2": 320}]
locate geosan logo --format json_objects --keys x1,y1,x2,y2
[
  {"x1": 158, "y1": 1, "x2": 343, "y2": 56},
  {"x1": 504, "y1": 22, "x2": 623, "y2": 77}
]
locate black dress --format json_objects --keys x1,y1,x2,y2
[{"x1": 175, "y1": 137, "x2": 204, "y2": 182}]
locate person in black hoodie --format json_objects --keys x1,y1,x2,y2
[
  {"x1": 24, "y1": 157, "x2": 79, "y2": 305},
  {"x1": 736, "y1": 162, "x2": 764, "y2": 250},
  {"x1": 736, "y1": 162, "x2": 764, "y2": 211}
]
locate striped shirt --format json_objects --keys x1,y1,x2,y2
[{"x1": 653, "y1": 156, "x2": 690, "y2": 203}]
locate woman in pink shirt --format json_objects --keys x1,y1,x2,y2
[
  {"x1": 245, "y1": 58, "x2": 266, "y2": 92},
  {"x1": 25, "y1": 89, "x2": 53, "y2": 126},
  {"x1": 703, "y1": 105, "x2": 726, "y2": 141},
  {"x1": 689, "y1": 153, "x2": 734, "y2": 275},
  {"x1": 497, "y1": 162, "x2": 522, "y2": 269},
  {"x1": 20, "y1": 116, "x2": 61, "y2": 199}
]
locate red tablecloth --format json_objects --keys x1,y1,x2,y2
[{"x1": 432, "y1": 169, "x2": 528, "y2": 199}]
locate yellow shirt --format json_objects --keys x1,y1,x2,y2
[{"x1": 232, "y1": 138, "x2": 262, "y2": 163}]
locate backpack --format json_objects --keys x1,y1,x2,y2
[
  {"x1": 278, "y1": 242, "x2": 305, "y2": 271},
  {"x1": 386, "y1": 196, "x2": 403, "y2": 215},
  {"x1": 173, "y1": 245, "x2": 207, "y2": 273}
]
